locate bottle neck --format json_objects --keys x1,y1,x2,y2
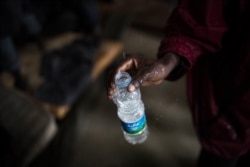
[{"x1": 115, "y1": 86, "x2": 141, "y2": 100}]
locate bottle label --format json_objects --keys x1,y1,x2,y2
[{"x1": 121, "y1": 114, "x2": 146, "y2": 134}]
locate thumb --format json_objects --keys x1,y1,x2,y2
[{"x1": 128, "y1": 77, "x2": 143, "y2": 92}]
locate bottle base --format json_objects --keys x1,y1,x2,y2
[{"x1": 123, "y1": 125, "x2": 149, "y2": 145}]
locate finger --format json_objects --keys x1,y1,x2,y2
[
  {"x1": 128, "y1": 81, "x2": 139, "y2": 92},
  {"x1": 116, "y1": 58, "x2": 135, "y2": 73},
  {"x1": 128, "y1": 71, "x2": 164, "y2": 91},
  {"x1": 116, "y1": 54, "x2": 140, "y2": 73},
  {"x1": 106, "y1": 70, "x2": 116, "y2": 99},
  {"x1": 128, "y1": 76, "x2": 143, "y2": 92},
  {"x1": 107, "y1": 87, "x2": 115, "y2": 99}
]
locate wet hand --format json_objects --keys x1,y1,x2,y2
[{"x1": 106, "y1": 53, "x2": 180, "y2": 99}]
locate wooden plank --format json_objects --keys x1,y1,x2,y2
[
  {"x1": 33, "y1": 99, "x2": 71, "y2": 120},
  {"x1": 91, "y1": 40, "x2": 123, "y2": 81}
]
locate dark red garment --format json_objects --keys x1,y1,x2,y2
[{"x1": 158, "y1": 0, "x2": 250, "y2": 158}]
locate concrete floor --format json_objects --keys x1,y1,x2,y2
[{"x1": 29, "y1": 27, "x2": 201, "y2": 167}]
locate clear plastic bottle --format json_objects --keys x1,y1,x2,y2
[{"x1": 113, "y1": 72, "x2": 149, "y2": 144}]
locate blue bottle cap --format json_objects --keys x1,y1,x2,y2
[{"x1": 115, "y1": 72, "x2": 132, "y2": 88}]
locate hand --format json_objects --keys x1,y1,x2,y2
[{"x1": 106, "y1": 53, "x2": 180, "y2": 99}]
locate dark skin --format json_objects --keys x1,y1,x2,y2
[{"x1": 106, "y1": 52, "x2": 180, "y2": 100}]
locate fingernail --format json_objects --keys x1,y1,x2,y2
[{"x1": 128, "y1": 85, "x2": 135, "y2": 92}]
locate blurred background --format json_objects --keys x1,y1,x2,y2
[{"x1": 0, "y1": 0, "x2": 201, "y2": 167}]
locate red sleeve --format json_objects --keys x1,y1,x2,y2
[{"x1": 158, "y1": 0, "x2": 228, "y2": 79}]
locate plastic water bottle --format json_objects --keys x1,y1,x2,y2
[{"x1": 113, "y1": 72, "x2": 149, "y2": 144}]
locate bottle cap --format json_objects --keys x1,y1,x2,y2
[{"x1": 115, "y1": 72, "x2": 132, "y2": 88}]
